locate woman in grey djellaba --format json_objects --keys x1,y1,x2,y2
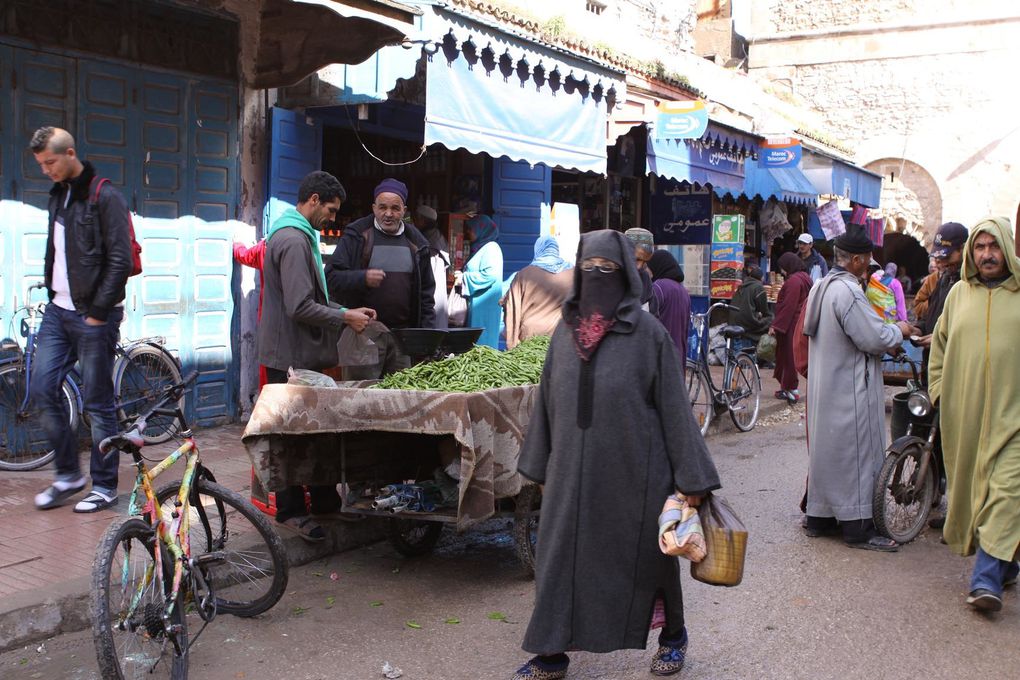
[{"x1": 511, "y1": 230, "x2": 721, "y2": 680}]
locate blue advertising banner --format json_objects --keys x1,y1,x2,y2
[
  {"x1": 759, "y1": 137, "x2": 802, "y2": 168},
  {"x1": 654, "y1": 100, "x2": 709, "y2": 140},
  {"x1": 648, "y1": 180, "x2": 713, "y2": 245}
]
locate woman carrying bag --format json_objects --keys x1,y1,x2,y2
[{"x1": 512, "y1": 230, "x2": 721, "y2": 680}]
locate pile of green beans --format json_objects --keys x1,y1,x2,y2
[{"x1": 374, "y1": 335, "x2": 551, "y2": 392}]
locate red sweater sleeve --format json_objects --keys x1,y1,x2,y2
[{"x1": 233, "y1": 240, "x2": 266, "y2": 272}]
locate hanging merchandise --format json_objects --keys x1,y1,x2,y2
[
  {"x1": 816, "y1": 199, "x2": 846, "y2": 241},
  {"x1": 867, "y1": 217, "x2": 885, "y2": 247},
  {"x1": 759, "y1": 199, "x2": 792, "y2": 245}
]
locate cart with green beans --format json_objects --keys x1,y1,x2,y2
[{"x1": 241, "y1": 336, "x2": 551, "y2": 575}]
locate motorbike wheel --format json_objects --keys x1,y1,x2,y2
[{"x1": 872, "y1": 444, "x2": 936, "y2": 544}]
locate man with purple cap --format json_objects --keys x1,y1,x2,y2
[
  {"x1": 914, "y1": 221, "x2": 968, "y2": 347},
  {"x1": 325, "y1": 178, "x2": 436, "y2": 378}
]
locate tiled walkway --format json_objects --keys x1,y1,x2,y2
[{"x1": 0, "y1": 423, "x2": 253, "y2": 601}]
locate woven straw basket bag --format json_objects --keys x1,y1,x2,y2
[{"x1": 690, "y1": 494, "x2": 747, "y2": 587}]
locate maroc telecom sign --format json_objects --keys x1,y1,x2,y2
[
  {"x1": 759, "y1": 136, "x2": 802, "y2": 167},
  {"x1": 654, "y1": 100, "x2": 709, "y2": 140}
]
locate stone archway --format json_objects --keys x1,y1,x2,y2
[{"x1": 865, "y1": 157, "x2": 942, "y2": 246}]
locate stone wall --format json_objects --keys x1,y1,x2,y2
[
  {"x1": 759, "y1": 0, "x2": 980, "y2": 34},
  {"x1": 747, "y1": 2, "x2": 1020, "y2": 241}
]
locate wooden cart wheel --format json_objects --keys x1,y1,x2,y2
[
  {"x1": 513, "y1": 484, "x2": 541, "y2": 577},
  {"x1": 387, "y1": 519, "x2": 444, "y2": 557}
]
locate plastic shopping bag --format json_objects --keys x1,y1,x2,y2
[{"x1": 337, "y1": 325, "x2": 379, "y2": 366}]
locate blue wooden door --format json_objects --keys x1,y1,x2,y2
[
  {"x1": 491, "y1": 158, "x2": 551, "y2": 276},
  {"x1": 0, "y1": 43, "x2": 240, "y2": 425},
  {"x1": 187, "y1": 82, "x2": 239, "y2": 423},
  {"x1": 265, "y1": 107, "x2": 322, "y2": 233}
]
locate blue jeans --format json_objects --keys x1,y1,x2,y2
[
  {"x1": 29, "y1": 304, "x2": 123, "y2": 494},
  {"x1": 970, "y1": 546, "x2": 1020, "y2": 596}
]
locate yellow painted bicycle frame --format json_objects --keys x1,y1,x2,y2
[{"x1": 121, "y1": 436, "x2": 199, "y2": 620}]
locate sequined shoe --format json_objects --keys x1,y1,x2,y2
[
  {"x1": 650, "y1": 637, "x2": 688, "y2": 676},
  {"x1": 511, "y1": 656, "x2": 569, "y2": 680}
]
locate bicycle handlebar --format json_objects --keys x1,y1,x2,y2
[{"x1": 693, "y1": 301, "x2": 740, "y2": 319}]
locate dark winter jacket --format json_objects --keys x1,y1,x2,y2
[
  {"x1": 920, "y1": 268, "x2": 961, "y2": 336},
  {"x1": 44, "y1": 161, "x2": 132, "y2": 321},
  {"x1": 729, "y1": 277, "x2": 773, "y2": 340},
  {"x1": 324, "y1": 215, "x2": 436, "y2": 328}
]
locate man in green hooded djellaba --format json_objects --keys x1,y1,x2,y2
[{"x1": 929, "y1": 216, "x2": 1020, "y2": 613}]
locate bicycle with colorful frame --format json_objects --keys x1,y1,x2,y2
[{"x1": 90, "y1": 371, "x2": 289, "y2": 680}]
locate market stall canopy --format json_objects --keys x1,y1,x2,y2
[
  {"x1": 742, "y1": 158, "x2": 817, "y2": 206},
  {"x1": 645, "y1": 122, "x2": 758, "y2": 196},
  {"x1": 254, "y1": 0, "x2": 420, "y2": 88},
  {"x1": 423, "y1": 9, "x2": 626, "y2": 174},
  {"x1": 801, "y1": 149, "x2": 883, "y2": 208}
]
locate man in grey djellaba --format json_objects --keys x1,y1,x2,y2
[{"x1": 511, "y1": 230, "x2": 721, "y2": 680}]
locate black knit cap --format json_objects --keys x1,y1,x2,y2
[{"x1": 834, "y1": 225, "x2": 873, "y2": 254}]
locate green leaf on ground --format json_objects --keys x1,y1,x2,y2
[
  {"x1": 445, "y1": 617, "x2": 461, "y2": 625},
  {"x1": 406, "y1": 620, "x2": 422, "y2": 629},
  {"x1": 370, "y1": 600, "x2": 384, "y2": 607},
  {"x1": 312, "y1": 571, "x2": 324, "y2": 577},
  {"x1": 487, "y1": 611, "x2": 508, "y2": 621},
  {"x1": 292, "y1": 606, "x2": 309, "y2": 616},
  {"x1": 325, "y1": 596, "x2": 336, "y2": 608}
]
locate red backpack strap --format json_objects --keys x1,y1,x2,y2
[{"x1": 91, "y1": 177, "x2": 110, "y2": 203}]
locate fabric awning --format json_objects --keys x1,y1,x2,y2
[
  {"x1": 423, "y1": 10, "x2": 625, "y2": 174},
  {"x1": 743, "y1": 158, "x2": 817, "y2": 205},
  {"x1": 254, "y1": 0, "x2": 420, "y2": 88},
  {"x1": 801, "y1": 150, "x2": 883, "y2": 208},
  {"x1": 645, "y1": 122, "x2": 756, "y2": 194}
]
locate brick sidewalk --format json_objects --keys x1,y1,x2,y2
[{"x1": 0, "y1": 423, "x2": 254, "y2": 603}]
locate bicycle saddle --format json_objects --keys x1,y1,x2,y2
[{"x1": 721, "y1": 324, "x2": 746, "y2": 338}]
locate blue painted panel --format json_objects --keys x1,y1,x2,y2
[
  {"x1": 0, "y1": 45, "x2": 11, "y2": 314},
  {"x1": 15, "y1": 50, "x2": 76, "y2": 210},
  {"x1": 1, "y1": 44, "x2": 239, "y2": 424},
  {"x1": 491, "y1": 158, "x2": 550, "y2": 276},
  {"x1": 266, "y1": 107, "x2": 322, "y2": 232}
]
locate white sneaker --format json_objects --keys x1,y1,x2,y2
[
  {"x1": 35, "y1": 477, "x2": 87, "y2": 509},
  {"x1": 73, "y1": 490, "x2": 119, "y2": 513}
]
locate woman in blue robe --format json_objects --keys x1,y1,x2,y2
[{"x1": 461, "y1": 214, "x2": 504, "y2": 348}]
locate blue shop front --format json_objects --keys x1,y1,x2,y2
[
  {"x1": 268, "y1": 3, "x2": 625, "y2": 277},
  {"x1": 642, "y1": 121, "x2": 760, "y2": 315}
]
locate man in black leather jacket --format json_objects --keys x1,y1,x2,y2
[{"x1": 29, "y1": 127, "x2": 132, "y2": 513}]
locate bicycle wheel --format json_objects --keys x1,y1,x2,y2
[
  {"x1": 92, "y1": 517, "x2": 188, "y2": 680},
  {"x1": 156, "y1": 478, "x2": 288, "y2": 617},
  {"x1": 115, "y1": 343, "x2": 182, "y2": 444},
  {"x1": 0, "y1": 363, "x2": 79, "y2": 471},
  {"x1": 872, "y1": 445, "x2": 936, "y2": 544},
  {"x1": 686, "y1": 367, "x2": 713, "y2": 437},
  {"x1": 728, "y1": 353, "x2": 761, "y2": 432}
]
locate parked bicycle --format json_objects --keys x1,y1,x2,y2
[
  {"x1": 686, "y1": 302, "x2": 762, "y2": 436},
  {"x1": 91, "y1": 372, "x2": 288, "y2": 680},
  {"x1": 0, "y1": 282, "x2": 182, "y2": 471},
  {"x1": 872, "y1": 356, "x2": 944, "y2": 544}
]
